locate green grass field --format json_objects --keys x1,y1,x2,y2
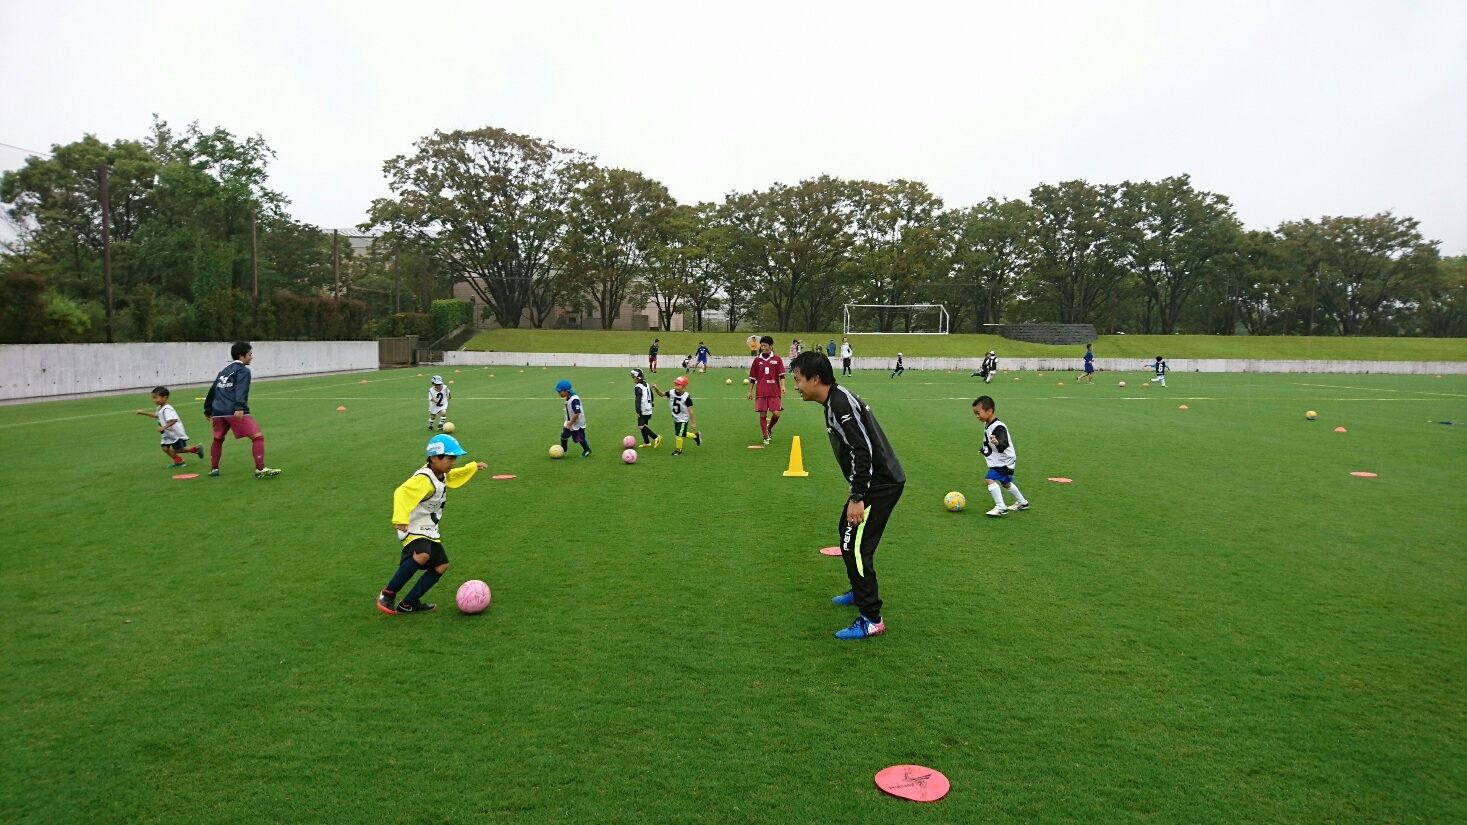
[
  {"x1": 3, "y1": 365, "x2": 1465, "y2": 823},
  {"x1": 463, "y1": 329, "x2": 1467, "y2": 362}
]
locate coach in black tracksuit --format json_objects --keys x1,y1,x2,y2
[{"x1": 790, "y1": 350, "x2": 906, "y2": 640}]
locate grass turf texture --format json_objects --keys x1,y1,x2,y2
[
  {"x1": 464, "y1": 329, "x2": 1467, "y2": 362},
  {"x1": 2, "y1": 366, "x2": 1465, "y2": 824}
]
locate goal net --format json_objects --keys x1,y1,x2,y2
[{"x1": 842, "y1": 303, "x2": 950, "y2": 335}]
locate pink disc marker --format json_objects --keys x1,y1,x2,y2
[
  {"x1": 874, "y1": 765, "x2": 950, "y2": 803},
  {"x1": 492, "y1": 474, "x2": 516, "y2": 480},
  {"x1": 820, "y1": 546, "x2": 842, "y2": 556},
  {"x1": 747, "y1": 445, "x2": 765, "y2": 450},
  {"x1": 172, "y1": 473, "x2": 199, "y2": 480},
  {"x1": 1047, "y1": 477, "x2": 1073, "y2": 483},
  {"x1": 1350, "y1": 471, "x2": 1378, "y2": 478}
]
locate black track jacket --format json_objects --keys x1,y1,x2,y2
[{"x1": 822, "y1": 383, "x2": 906, "y2": 499}]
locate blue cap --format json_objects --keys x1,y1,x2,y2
[
  {"x1": 427, "y1": 434, "x2": 467, "y2": 457},
  {"x1": 555, "y1": 380, "x2": 572, "y2": 393}
]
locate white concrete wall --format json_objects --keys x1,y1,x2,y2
[
  {"x1": 0, "y1": 341, "x2": 379, "y2": 401},
  {"x1": 440, "y1": 350, "x2": 1467, "y2": 375}
]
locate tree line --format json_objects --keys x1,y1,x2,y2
[{"x1": 4, "y1": 122, "x2": 1463, "y2": 343}]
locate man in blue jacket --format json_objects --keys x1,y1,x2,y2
[{"x1": 203, "y1": 341, "x2": 282, "y2": 478}]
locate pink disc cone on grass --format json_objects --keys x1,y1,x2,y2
[
  {"x1": 456, "y1": 580, "x2": 491, "y2": 614},
  {"x1": 1048, "y1": 477, "x2": 1072, "y2": 483},
  {"x1": 874, "y1": 765, "x2": 950, "y2": 803},
  {"x1": 1335, "y1": 427, "x2": 1347, "y2": 433},
  {"x1": 337, "y1": 406, "x2": 346, "y2": 411},
  {"x1": 747, "y1": 444, "x2": 765, "y2": 450},
  {"x1": 1351, "y1": 471, "x2": 1377, "y2": 478},
  {"x1": 622, "y1": 448, "x2": 638, "y2": 464},
  {"x1": 492, "y1": 474, "x2": 516, "y2": 480},
  {"x1": 173, "y1": 473, "x2": 199, "y2": 480},
  {"x1": 623, "y1": 435, "x2": 637, "y2": 448},
  {"x1": 820, "y1": 546, "x2": 842, "y2": 556},
  {"x1": 1179, "y1": 405, "x2": 1189, "y2": 410}
]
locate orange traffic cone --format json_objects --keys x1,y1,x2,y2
[{"x1": 783, "y1": 435, "x2": 809, "y2": 477}]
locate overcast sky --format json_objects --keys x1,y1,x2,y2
[{"x1": 3, "y1": 0, "x2": 1464, "y2": 252}]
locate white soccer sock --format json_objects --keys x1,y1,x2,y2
[
  {"x1": 987, "y1": 482, "x2": 1005, "y2": 508},
  {"x1": 1006, "y1": 484, "x2": 1026, "y2": 505}
]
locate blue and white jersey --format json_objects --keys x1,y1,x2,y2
[
  {"x1": 668, "y1": 389, "x2": 693, "y2": 423},
  {"x1": 696, "y1": 346, "x2": 710, "y2": 360},
  {"x1": 981, "y1": 418, "x2": 1017, "y2": 470},
  {"x1": 564, "y1": 393, "x2": 586, "y2": 430},
  {"x1": 633, "y1": 383, "x2": 655, "y2": 416},
  {"x1": 1153, "y1": 360, "x2": 1168, "y2": 375}
]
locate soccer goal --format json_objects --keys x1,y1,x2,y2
[{"x1": 842, "y1": 303, "x2": 950, "y2": 335}]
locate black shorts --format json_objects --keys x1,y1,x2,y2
[
  {"x1": 401, "y1": 537, "x2": 449, "y2": 569},
  {"x1": 637, "y1": 414, "x2": 652, "y2": 427},
  {"x1": 163, "y1": 439, "x2": 188, "y2": 450},
  {"x1": 674, "y1": 421, "x2": 692, "y2": 437}
]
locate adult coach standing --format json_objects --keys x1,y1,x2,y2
[
  {"x1": 746, "y1": 335, "x2": 785, "y2": 444},
  {"x1": 840, "y1": 337, "x2": 853, "y2": 376},
  {"x1": 790, "y1": 350, "x2": 906, "y2": 640},
  {"x1": 204, "y1": 341, "x2": 281, "y2": 478}
]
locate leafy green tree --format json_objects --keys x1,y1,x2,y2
[
  {"x1": 0, "y1": 135, "x2": 156, "y2": 302},
  {"x1": 1416, "y1": 256, "x2": 1467, "y2": 337},
  {"x1": 644, "y1": 203, "x2": 719, "y2": 332},
  {"x1": 368, "y1": 127, "x2": 584, "y2": 329},
  {"x1": 557, "y1": 165, "x2": 675, "y2": 329},
  {"x1": 1116, "y1": 176, "x2": 1242, "y2": 334},
  {"x1": 949, "y1": 197, "x2": 1037, "y2": 331},
  {"x1": 1027, "y1": 180, "x2": 1125, "y2": 323},
  {"x1": 845, "y1": 180, "x2": 945, "y2": 332},
  {"x1": 718, "y1": 176, "x2": 853, "y2": 332}
]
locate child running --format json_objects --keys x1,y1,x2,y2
[
  {"x1": 556, "y1": 379, "x2": 592, "y2": 457},
  {"x1": 652, "y1": 375, "x2": 701, "y2": 456},
  {"x1": 631, "y1": 368, "x2": 662, "y2": 448},
  {"x1": 427, "y1": 375, "x2": 451, "y2": 431},
  {"x1": 973, "y1": 395, "x2": 1030, "y2": 517},
  {"x1": 376, "y1": 434, "x2": 487, "y2": 614},
  {"x1": 136, "y1": 386, "x2": 202, "y2": 468}
]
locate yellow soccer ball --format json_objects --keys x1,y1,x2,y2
[
  {"x1": 726, "y1": 378, "x2": 733, "y2": 385},
  {"x1": 549, "y1": 444, "x2": 565, "y2": 459},
  {"x1": 1306, "y1": 410, "x2": 1318, "y2": 420},
  {"x1": 443, "y1": 422, "x2": 455, "y2": 434},
  {"x1": 944, "y1": 491, "x2": 966, "y2": 512}
]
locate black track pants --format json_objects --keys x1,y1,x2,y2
[{"x1": 838, "y1": 483, "x2": 903, "y2": 622}]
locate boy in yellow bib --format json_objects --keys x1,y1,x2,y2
[{"x1": 376, "y1": 434, "x2": 487, "y2": 614}]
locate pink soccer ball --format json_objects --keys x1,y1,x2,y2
[
  {"x1": 623, "y1": 435, "x2": 637, "y2": 448},
  {"x1": 456, "y1": 579, "x2": 491, "y2": 614},
  {"x1": 1118, "y1": 381, "x2": 1126, "y2": 388},
  {"x1": 622, "y1": 448, "x2": 638, "y2": 464}
]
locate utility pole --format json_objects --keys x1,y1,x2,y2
[
  {"x1": 333, "y1": 229, "x2": 340, "y2": 298},
  {"x1": 98, "y1": 165, "x2": 114, "y2": 343},
  {"x1": 393, "y1": 246, "x2": 401, "y2": 314},
  {"x1": 250, "y1": 208, "x2": 259, "y2": 304}
]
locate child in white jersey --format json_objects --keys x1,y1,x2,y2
[
  {"x1": 973, "y1": 395, "x2": 1030, "y2": 517},
  {"x1": 652, "y1": 375, "x2": 702, "y2": 456},
  {"x1": 376, "y1": 434, "x2": 486, "y2": 615},
  {"x1": 135, "y1": 386, "x2": 202, "y2": 468},
  {"x1": 427, "y1": 375, "x2": 451, "y2": 430}
]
